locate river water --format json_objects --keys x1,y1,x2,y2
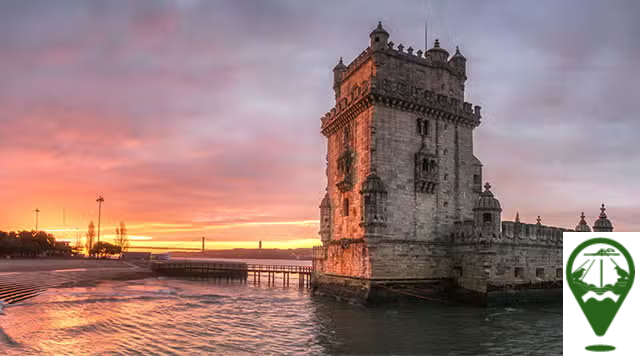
[{"x1": 0, "y1": 264, "x2": 562, "y2": 355}]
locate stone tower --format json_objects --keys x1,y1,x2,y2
[{"x1": 315, "y1": 22, "x2": 483, "y2": 300}]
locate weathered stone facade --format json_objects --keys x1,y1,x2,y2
[{"x1": 313, "y1": 22, "x2": 612, "y2": 304}]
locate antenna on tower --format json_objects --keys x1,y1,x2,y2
[{"x1": 424, "y1": 0, "x2": 429, "y2": 50}]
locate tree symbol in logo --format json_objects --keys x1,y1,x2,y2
[{"x1": 567, "y1": 238, "x2": 635, "y2": 352}]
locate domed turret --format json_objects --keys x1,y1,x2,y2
[
  {"x1": 319, "y1": 193, "x2": 332, "y2": 243},
  {"x1": 332, "y1": 57, "x2": 347, "y2": 99},
  {"x1": 473, "y1": 182, "x2": 502, "y2": 236},
  {"x1": 333, "y1": 57, "x2": 346, "y2": 72},
  {"x1": 369, "y1": 21, "x2": 389, "y2": 50},
  {"x1": 449, "y1": 46, "x2": 466, "y2": 77},
  {"x1": 593, "y1": 204, "x2": 614, "y2": 232},
  {"x1": 426, "y1": 39, "x2": 449, "y2": 63},
  {"x1": 474, "y1": 182, "x2": 502, "y2": 211},
  {"x1": 575, "y1": 212, "x2": 591, "y2": 232}
]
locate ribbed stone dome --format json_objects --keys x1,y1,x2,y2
[
  {"x1": 426, "y1": 39, "x2": 450, "y2": 58},
  {"x1": 333, "y1": 57, "x2": 346, "y2": 71},
  {"x1": 320, "y1": 193, "x2": 330, "y2": 208},
  {"x1": 451, "y1": 46, "x2": 466, "y2": 61},
  {"x1": 369, "y1": 21, "x2": 389, "y2": 37},
  {"x1": 360, "y1": 173, "x2": 387, "y2": 193},
  {"x1": 474, "y1": 182, "x2": 502, "y2": 211},
  {"x1": 593, "y1": 204, "x2": 613, "y2": 231},
  {"x1": 575, "y1": 212, "x2": 591, "y2": 232}
]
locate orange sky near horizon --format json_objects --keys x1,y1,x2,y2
[{"x1": 2, "y1": 1, "x2": 640, "y2": 249}]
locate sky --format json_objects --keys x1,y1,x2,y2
[{"x1": 1, "y1": 0, "x2": 639, "y2": 250}]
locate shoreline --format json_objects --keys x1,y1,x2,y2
[{"x1": 0, "y1": 259, "x2": 155, "y2": 301}]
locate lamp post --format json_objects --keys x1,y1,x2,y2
[
  {"x1": 34, "y1": 208, "x2": 40, "y2": 231},
  {"x1": 96, "y1": 196, "x2": 104, "y2": 244}
]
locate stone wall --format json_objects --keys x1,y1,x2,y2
[
  {"x1": 321, "y1": 240, "x2": 371, "y2": 278},
  {"x1": 448, "y1": 220, "x2": 567, "y2": 293},
  {"x1": 325, "y1": 106, "x2": 373, "y2": 241},
  {"x1": 368, "y1": 240, "x2": 450, "y2": 279}
]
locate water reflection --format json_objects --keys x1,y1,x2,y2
[
  {"x1": 311, "y1": 298, "x2": 562, "y2": 355},
  {"x1": 0, "y1": 278, "x2": 561, "y2": 355}
]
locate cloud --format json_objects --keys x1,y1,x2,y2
[{"x1": 0, "y1": 0, "x2": 638, "y2": 243}]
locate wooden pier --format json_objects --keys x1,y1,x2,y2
[{"x1": 151, "y1": 261, "x2": 313, "y2": 288}]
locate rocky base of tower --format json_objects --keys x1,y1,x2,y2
[
  {"x1": 451, "y1": 282, "x2": 563, "y2": 306},
  {"x1": 311, "y1": 273, "x2": 452, "y2": 305},
  {"x1": 312, "y1": 273, "x2": 563, "y2": 306}
]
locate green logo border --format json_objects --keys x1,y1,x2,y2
[{"x1": 566, "y1": 237, "x2": 635, "y2": 337}]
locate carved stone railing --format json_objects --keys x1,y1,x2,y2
[{"x1": 447, "y1": 220, "x2": 569, "y2": 247}]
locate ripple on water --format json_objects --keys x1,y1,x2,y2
[{"x1": 0, "y1": 278, "x2": 562, "y2": 355}]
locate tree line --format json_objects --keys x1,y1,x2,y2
[
  {"x1": 0, "y1": 230, "x2": 74, "y2": 257},
  {"x1": 0, "y1": 221, "x2": 130, "y2": 259}
]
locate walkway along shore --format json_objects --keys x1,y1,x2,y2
[{"x1": 0, "y1": 259, "x2": 153, "y2": 305}]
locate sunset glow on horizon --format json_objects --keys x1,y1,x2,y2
[{"x1": 2, "y1": 0, "x2": 640, "y2": 248}]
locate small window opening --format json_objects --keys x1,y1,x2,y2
[
  {"x1": 483, "y1": 213, "x2": 492, "y2": 223},
  {"x1": 343, "y1": 198, "x2": 349, "y2": 216},
  {"x1": 474, "y1": 174, "x2": 481, "y2": 184},
  {"x1": 536, "y1": 268, "x2": 545, "y2": 278},
  {"x1": 515, "y1": 267, "x2": 524, "y2": 279},
  {"x1": 375, "y1": 37, "x2": 380, "y2": 42},
  {"x1": 422, "y1": 159, "x2": 429, "y2": 172}
]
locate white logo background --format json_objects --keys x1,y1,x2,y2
[{"x1": 564, "y1": 232, "x2": 640, "y2": 355}]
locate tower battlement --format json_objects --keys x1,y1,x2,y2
[
  {"x1": 321, "y1": 75, "x2": 481, "y2": 134},
  {"x1": 448, "y1": 220, "x2": 569, "y2": 247}
]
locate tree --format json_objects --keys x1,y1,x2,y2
[
  {"x1": 90, "y1": 241, "x2": 121, "y2": 259},
  {"x1": 86, "y1": 221, "x2": 96, "y2": 256},
  {"x1": 114, "y1": 221, "x2": 129, "y2": 253}
]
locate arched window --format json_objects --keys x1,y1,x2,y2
[
  {"x1": 422, "y1": 159, "x2": 429, "y2": 172},
  {"x1": 423, "y1": 120, "x2": 430, "y2": 136},
  {"x1": 416, "y1": 119, "x2": 423, "y2": 135},
  {"x1": 483, "y1": 213, "x2": 492, "y2": 223}
]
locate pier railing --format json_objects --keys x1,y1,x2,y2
[{"x1": 150, "y1": 261, "x2": 312, "y2": 288}]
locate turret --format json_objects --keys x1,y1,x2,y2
[
  {"x1": 319, "y1": 193, "x2": 332, "y2": 243},
  {"x1": 369, "y1": 21, "x2": 389, "y2": 51},
  {"x1": 360, "y1": 173, "x2": 388, "y2": 230},
  {"x1": 593, "y1": 204, "x2": 613, "y2": 232},
  {"x1": 449, "y1": 46, "x2": 467, "y2": 77},
  {"x1": 473, "y1": 182, "x2": 502, "y2": 237},
  {"x1": 426, "y1": 39, "x2": 449, "y2": 63},
  {"x1": 575, "y1": 212, "x2": 591, "y2": 232},
  {"x1": 332, "y1": 57, "x2": 347, "y2": 100}
]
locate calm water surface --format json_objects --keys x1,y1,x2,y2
[{"x1": 0, "y1": 275, "x2": 562, "y2": 355}]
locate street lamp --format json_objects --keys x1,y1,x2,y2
[
  {"x1": 34, "y1": 208, "x2": 40, "y2": 231},
  {"x1": 96, "y1": 196, "x2": 104, "y2": 244}
]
